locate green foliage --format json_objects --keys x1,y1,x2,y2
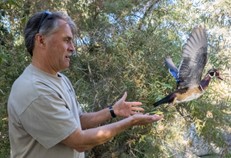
[{"x1": 0, "y1": 0, "x2": 230, "y2": 157}]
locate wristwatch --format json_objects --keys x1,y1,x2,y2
[{"x1": 108, "y1": 105, "x2": 116, "y2": 118}]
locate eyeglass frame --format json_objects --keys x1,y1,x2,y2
[{"x1": 37, "y1": 11, "x2": 52, "y2": 33}]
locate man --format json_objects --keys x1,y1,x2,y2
[{"x1": 7, "y1": 11, "x2": 163, "y2": 158}]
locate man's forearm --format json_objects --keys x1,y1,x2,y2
[{"x1": 80, "y1": 107, "x2": 113, "y2": 129}]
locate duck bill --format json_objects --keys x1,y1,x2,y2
[{"x1": 217, "y1": 76, "x2": 223, "y2": 80}]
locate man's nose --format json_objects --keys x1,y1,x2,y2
[{"x1": 68, "y1": 41, "x2": 75, "y2": 51}]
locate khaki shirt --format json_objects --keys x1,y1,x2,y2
[{"x1": 8, "y1": 64, "x2": 84, "y2": 158}]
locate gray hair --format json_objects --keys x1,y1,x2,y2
[{"x1": 24, "y1": 11, "x2": 77, "y2": 56}]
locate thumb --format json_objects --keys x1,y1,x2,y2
[{"x1": 121, "y1": 91, "x2": 127, "y2": 101}]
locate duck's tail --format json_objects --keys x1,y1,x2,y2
[{"x1": 153, "y1": 93, "x2": 175, "y2": 107}]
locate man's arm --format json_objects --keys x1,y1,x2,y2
[
  {"x1": 80, "y1": 92, "x2": 145, "y2": 129},
  {"x1": 79, "y1": 108, "x2": 112, "y2": 129},
  {"x1": 62, "y1": 114, "x2": 163, "y2": 152}
]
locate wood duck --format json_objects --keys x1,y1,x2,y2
[{"x1": 153, "y1": 26, "x2": 223, "y2": 107}]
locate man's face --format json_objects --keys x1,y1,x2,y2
[{"x1": 44, "y1": 20, "x2": 75, "y2": 73}]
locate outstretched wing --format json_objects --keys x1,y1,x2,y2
[
  {"x1": 165, "y1": 56, "x2": 179, "y2": 82},
  {"x1": 177, "y1": 26, "x2": 208, "y2": 89}
]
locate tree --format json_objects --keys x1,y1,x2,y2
[{"x1": 0, "y1": 0, "x2": 230, "y2": 157}]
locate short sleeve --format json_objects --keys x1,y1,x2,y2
[{"x1": 19, "y1": 93, "x2": 79, "y2": 149}]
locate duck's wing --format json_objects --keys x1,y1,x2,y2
[
  {"x1": 177, "y1": 26, "x2": 208, "y2": 89},
  {"x1": 165, "y1": 56, "x2": 179, "y2": 81}
]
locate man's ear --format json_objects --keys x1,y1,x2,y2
[{"x1": 35, "y1": 34, "x2": 45, "y2": 46}]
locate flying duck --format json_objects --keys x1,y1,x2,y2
[{"x1": 153, "y1": 26, "x2": 223, "y2": 107}]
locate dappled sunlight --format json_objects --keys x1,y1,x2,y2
[{"x1": 95, "y1": 129, "x2": 111, "y2": 138}]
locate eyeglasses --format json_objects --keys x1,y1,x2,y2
[{"x1": 37, "y1": 11, "x2": 52, "y2": 33}]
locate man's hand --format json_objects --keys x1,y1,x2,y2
[
  {"x1": 113, "y1": 92, "x2": 145, "y2": 117},
  {"x1": 129, "y1": 113, "x2": 163, "y2": 126}
]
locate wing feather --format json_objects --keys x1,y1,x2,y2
[
  {"x1": 165, "y1": 56, "x2": 179, "y2": 80},
  {"x1": 177, "y1": 26, "x2": 208, "y2": 89}
]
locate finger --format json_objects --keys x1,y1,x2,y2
[
  {"x1": 131, "y1": 107, "x2": 144, "y2": 112},
  {"x1": 151, "y1": 114, "x2": 164, "y2": 121},
  {"x1": 127, "y1": 101, "x2": 142, "y2": 106},
  {"x1": 121, "y1": 91, "x2": 127, "y2": 101}
]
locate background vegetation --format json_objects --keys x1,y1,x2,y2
[{"x1": 0, "y1": 0, "x2": 230, "y2": 157}]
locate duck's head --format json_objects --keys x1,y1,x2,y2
[{"x1": 208, "y1": 68, "x2": 223, "y2": 80}]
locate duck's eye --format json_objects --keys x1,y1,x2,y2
[{"x1": 210, "y1": 72, "x2": 215, "y2": 76}]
